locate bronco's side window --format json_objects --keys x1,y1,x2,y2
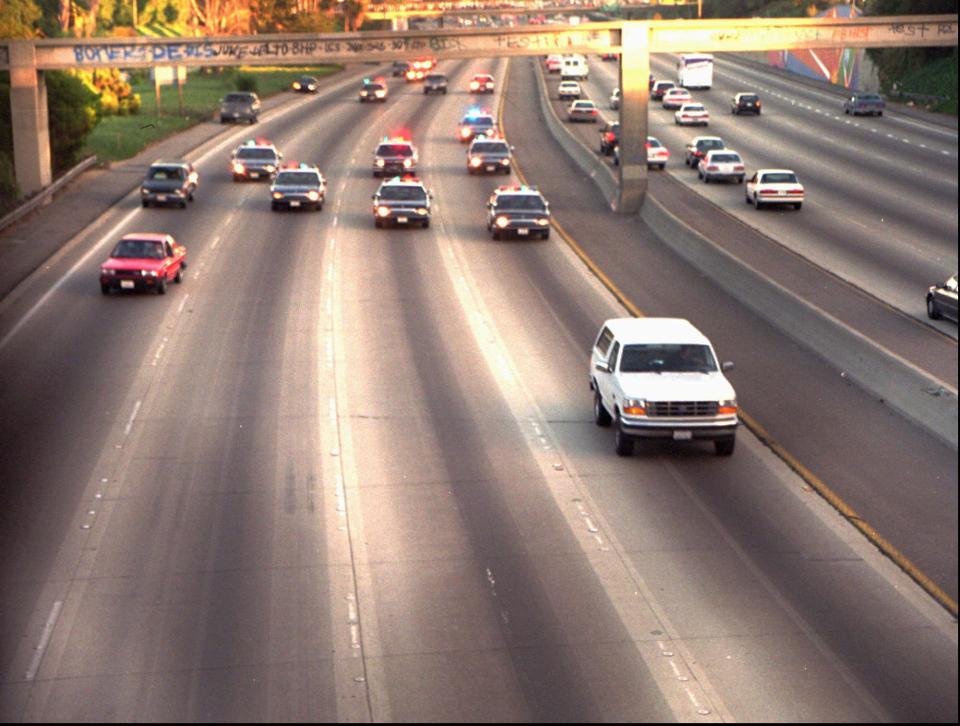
[
  {"x1": 608, "y1": 341, "x2": 621, "y2": 372},
  {"x1": 595, "y1": 327, "x2": 614, "y2": 357}
]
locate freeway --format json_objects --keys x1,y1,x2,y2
[
  {"x1": 581, "y1": 53, "x2": 959, "y2": 337},
  {"x1": 0, "y1": 58, "x2": 956, "y2": 721}
]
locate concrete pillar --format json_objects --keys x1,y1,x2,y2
[
  {"x1": 616, "y1": 22, "x2": 649, "y2": 214},
  {"x1": 9, "y1": 42, "x2": 52, "y2": 197}
]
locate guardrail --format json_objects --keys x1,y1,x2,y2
[
  {"x1": 0, "y1": 155, "x2": 98, "y2": 234},
  {"x1": 528, "y1": 58, "x2": 959, "y2": 450}
]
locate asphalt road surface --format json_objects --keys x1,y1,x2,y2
[{"x1": 0, "y1": 58, "x2": 956, "y2": 721}]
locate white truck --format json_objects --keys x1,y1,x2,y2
[{"x1": 677, "y1": 53, "x2": 714, "y2": 90}]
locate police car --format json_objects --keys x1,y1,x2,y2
[
  {"x1": 458, "y1": 109, "x2": 497, "y2": 143},
  {"x1": 270, "y1": 162, "x2": 326, "y2": 211},
  {"x1": 230, "y1": 138, "x2": 282, "y2": 181},
  {"x1": 359, "y1": 78, "x2": 388, "y2": 103},
  {"x1": 467, "y1": 136, "x2": 512, "y2": 175},
  {"x1": 486, "y1": 185, "x2": 551, "y2": 240},
  {"x1": 373, "y1": 136, "x2": 418, "y2": 177},
  {"x1": 372, "y1": 175, "x2": 432, "y2": 228}
]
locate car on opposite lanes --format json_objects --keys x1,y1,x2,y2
[
  {"x1": 675, "y1": 102, "x2": 709, "y2": 126},
  {"x1": 684, "y1": 136, "x2": 726, "y2": 167},
  {"x1": 219, "y1": 91, "x2": 260, "y2": 124},
  {"x1": 100, "y1": 233, "x2": 187, "y2": 295},
  {"x1": 844, "y1": 91, "x2": 885, "y2": 116},
  {"x1": 372, "y1": 175, "x2": 431, "y2": 228},
  {"x1": 467, "y1": 136, "x2": 513, "y2": 174},
  {"x1": 567, "y1": 99, "x2": 599, "y2": 122},
  {"x1": 927, "y1": 274, "x2": 958, "y2": 322},
  {"x1": 230, "y1": 138, "x2": 282, "y2": 181},
  {"x1": 662, "y1": 87, "x2": 693, "y2": 110},
  {"x1": 291, "y1": 76, "x2": 319, "y2": 93},
  {"x1": 424, "y1": 72, "x2": 448, "y2": 94},
  {"x1": 140, "y1": 160, "x2": 198, "y2": 208},
  {"x1": 470, "y1": 74, "x2": 496, "y2": 93},
  {"x1": 698, "y1": 149, "x2": 745, "y2": 184},
  {"x1": 458, "y1": 110, "x2": 498, "y2": 142},
  {"x1": 487, "y1": 184, "x2": 551, "y2": 240},
  {"x1": 270, "y1": 162, "x2": 326, "y2": 211},
  {"x1": 745, "y1": 169, "x2": 805, "y2": 210},
  {"x1": 730, "y1": 92, "x2": 762, "y2": 115},
  {"x1": 558, "y1": 80, "x2": 582, "y2": 100},
  {"x1": 359, "y1": 78, "x2": 388, "y2": 102},
  {"x1": 589, "y1": 317, "x2": 738, "y2": 457}
]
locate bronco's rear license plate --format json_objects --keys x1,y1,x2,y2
[{"x1": 673, "y1": 430, "x2": 693, "y2": 441}]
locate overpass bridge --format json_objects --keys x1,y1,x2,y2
[
  {"x1": 2, "y1": 14, "x2": 956, "y2": 212},
  {"x1": 363, "y1": 1, "x2": 695, "y2": 21}
]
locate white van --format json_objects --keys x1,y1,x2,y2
[
  {"x1": 561, "y1": 55, "x2": 589, "y2": 80},
  {"x1": 677, "y1": 53, "x2": 714, "y2": 89}
]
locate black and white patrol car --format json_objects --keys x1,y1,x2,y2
[
  {"x1": 372, "y1": 176, "x2": 432, "y2": 228},
  {"x1": 486, "y1": 185, "x2": 551, "y2": 240},
  {"x1": 373, "y1": 137, "x2": 418, "y2": 177},
  {"x1": 270, "y1": 163, "x2": 326, "y2": 211}
]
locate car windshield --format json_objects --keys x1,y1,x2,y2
[
  {"x1": 684, "y1": 105, "x2": 705, "y2": 111},
  {"x1": 376, "y1": 144, "x2": 413, "y2": 157},
  {"x1": 224, "y1": 93, "x2": 252, "y2": 103},
  {"x1": 147, "y1": 166, "x2": 183, "y2": 180},
  {"x1": 426, "y1": 74, "x2": 445, "y2": 82},
  {"x1": 711, "y1": 154, "x2": 741, "y2": 163},
  {"x1": 276, "y1": 172, "x2": 317, "y2": 185},
  {"x1": 237, "y1": 148, "x2": 276, "y2": 160},
  {"x1": 363, "y1": 83, "x2": 385, "y2": 90},
  {"x1": 574, "y1": 102, "x2": 595, "y2": 109},
  {"x1": 647, "y1": 137, "x2": 662, "y2": 147},
  {"x1": 739, "y1": 95, "x2": 759, "y2": 102},
  {"x1": 496, "y1": 195, "x2": 546, "y2": 212},
  {"x1": 465, "y1": 117, "x2": 495, "y2": 127},
  {"x1": 111, "y1": 239, "x2": 165, "y2": 259},
  {"x1": 620, "y1": 344, "x2": 718, "y2": 374},
  {"x1": 300, "y1": 77, "x2": 316, "y2": 84},
  {"x1": 379, "y1": 186, "x2": 427, "y2": 201},
  {"x1": 472, "y1": 142, "x2": 508, "y2": 154},
  {"x1": 859, "y1": 94, "x2": 882, "y2": 101},
  {"x1": 762, "y1": 172, "x2": 798, "y2": 184}
]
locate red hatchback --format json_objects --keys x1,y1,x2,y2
[{"x1": 100, "y1": 233, "x2": 187, "y2": 295}]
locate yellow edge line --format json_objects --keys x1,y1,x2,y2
[{"x1": 499, "y1": 57, "x2": 959, "y2": 618}]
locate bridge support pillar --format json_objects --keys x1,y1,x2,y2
[
  {"x1": 9, "y1": 42, "x2": 52, "y2": 197},
  {"x1": 615, "y1": 22, "x2": 649, "y2": 214}
]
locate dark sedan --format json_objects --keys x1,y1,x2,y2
[
  {"x1": 140, "y1": 160, "x2": 198, "y2": 208},
  {"x1": 844, "y1": 92, "x2": 885, "y2": 116}
]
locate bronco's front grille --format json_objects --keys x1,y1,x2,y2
[{"x1": 647, "y1": 401, "x2": 718, "y2": 417}]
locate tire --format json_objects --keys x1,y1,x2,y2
[
  {"x1": 594, "y1": 392, "x2": 612, "y2": 427},
  {"x1": 613, "y1": 415, "x2": 634, "y2": 457},
  {"x1": 715, "y1": 438, "x2": 735, "y2": 456},
  {"x1": 492, "y1": 229, "x2": 501, "y2": 241},
  {"x1": 188, "y1": 192, "x2": 194, "y2": 202},
  {"x1": 877, "y1": 111, "x2": 883, "y2": 117},
  {"x1": 156, "y1": 277, "x2": 167, "y2": 295},
  {"x1": 658, "y1": 164, "x2": 665, "y2": 170},
  {"x1": 141, "y1": 200, "x2": 149, "y2": 208},
  {"x1": 745, "y1": 193, "x2": 752, "y2": 205},
  {"x1": 179, "y1": 200, "x2": 187, "y2": 209},
  {"x1": 737, "y1": 176, "x2": 744, "y2": 184},
  {"x1": 271, "y1": 202, "x2": 279, "y2": 211},
  {"x1": 375, "y1": 218, "x2": 383, "y2": 229},
  {"x1": 315, "y1": 201, "x2": 323, "y2": 212},
  {"x1": 174, "y1": 266, "x2": 183, "y2": 284},
  {"x1": 794, "y1": 202, "x2": 802, "y2": 211},
  {"x1": 422, "y1": 218, "x2": 430, "y2": 229},
  {"x1": 101, "y1": 283, "x2": 110, "y2": 295},
  {"x1": 927, "y1": 296, "x2": 942, "y2": 320}
]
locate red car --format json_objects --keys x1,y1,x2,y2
[
  {"x1": 100, "y1": 233, "x2": 187, "y2": 295},
  {"x1": 470, "y1": 74, "x2": 495, "y2": 93}
]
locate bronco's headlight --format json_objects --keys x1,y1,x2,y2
[
  {"x1": 718, "y1": 399, "x2": 738, "y2": 415},
  {"x1": 622, "y1": 399, "x2": 647, "y2": 416},
  {"x1": 495, "y1": 216, "x2": 509, "y2": 228}
]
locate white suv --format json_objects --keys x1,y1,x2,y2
[{"x1": 589, "y1": 318, "x2": 738, "y2": 456}]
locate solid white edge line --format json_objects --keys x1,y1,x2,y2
[
  {"x1": 24, "y1": 600, "x2": 63, "y2": 681},
  {"x1": 123, "y1": 400, "x2": 142, "y2": 437}
]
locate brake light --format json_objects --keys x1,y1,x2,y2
[
  {"x1": 786, "y1": 188, "x2": 804, "y2": 195},
  {"x1": 706, "y1": 165, "x2": 718, "y2": 171},
  {"x1": 760, "y1": 189, "x2": 779, "y2": 195},
  {"x1": 734, "y1": 165, "x2": 744, "y2": 171}
]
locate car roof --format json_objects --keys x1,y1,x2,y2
[
  {"x1": 120, "y1": 233, "x2": 170, "y2": 243},
  {"x1": 602, "y1": 318, "x2": 711, "y2": 345},
  {"x1": 380, "y1": 176, "x2": 426, "y2": 187},
  {"x1": 756, "y1": 168, "x2": 797, "y2": 175},
  {"x1": 572, "y1": 100, "x2": 596, "y2": 105},
  {"x1": 691, "y1": 136, "x2": 724, "y2": 143},
  {"x1": 150, "y1": 160, "x2": 189, "y2": 167},
  {"x1": 706, "y1": 148, "x2": 740, "y2": 156}
]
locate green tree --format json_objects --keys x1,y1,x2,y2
[
  {"x1": 0, "y1": 0, "x2": 42, "y2": 38},
  {"x1": 45, "y1": 71, "x2": 99, "y2": 173}
]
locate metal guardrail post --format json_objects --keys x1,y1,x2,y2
[{"x1": 616, "y1": 22, "x2": 649, "y2": 214}]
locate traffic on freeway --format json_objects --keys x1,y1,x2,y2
[{"x1": 0, "y1": 49, "x2": 956, "y2": 723}]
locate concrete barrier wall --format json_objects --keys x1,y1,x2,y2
[{"x1": 526, "y1": 58, "x2": 959, "y2": 450}]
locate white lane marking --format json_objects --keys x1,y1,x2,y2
[
  {"x1": 25, "y1": 600, "x2": 63, "y2": 681},
  {"x1": 210, "y1": 234, "x2": 221, "y2": 249},
  {"x1": 0, "y1": 206, "x2": 139, "y2": 354},
  {"x1": 151, "y1": 338, "x2": 167, "y2": 367},
  {"x1": 177, "y1": 294, "x2": 190, "y2": 315},
  {"x1": 124, "y1": 400, "x2": 142, "y2": 436}
]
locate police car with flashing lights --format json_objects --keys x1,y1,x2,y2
[
  {"x1": 230, "y1": 138, "x2": 282, "y2": 181},
  {"x1": 466, "y1": 136, "x2": 512, "y2": 175},
  {"x1": 373, "y1": 137, "x2": 418, "y2": 177},
  {"x1": 270, "y1": 162, "x2": 326, "y2": 211},
  {"x1": 359, "y1": 78, "x2": 388, "y2": 102},
  {"x1": 372, "y1": 176, "x2": 432, "y2": 228},
  {"x1": 486, "y1": 185, "x2": 551, "y2": 240},
  {"x1": 458, "y1": 110, "x2": 498, "y2": 143}
]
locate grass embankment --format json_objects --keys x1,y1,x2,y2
[
  {"x1": 84, "y1": 65, "x2": 341, "y2": 162},
  {"x1": 892, "y1": 54, "x2": 958, "y2": 116}
]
